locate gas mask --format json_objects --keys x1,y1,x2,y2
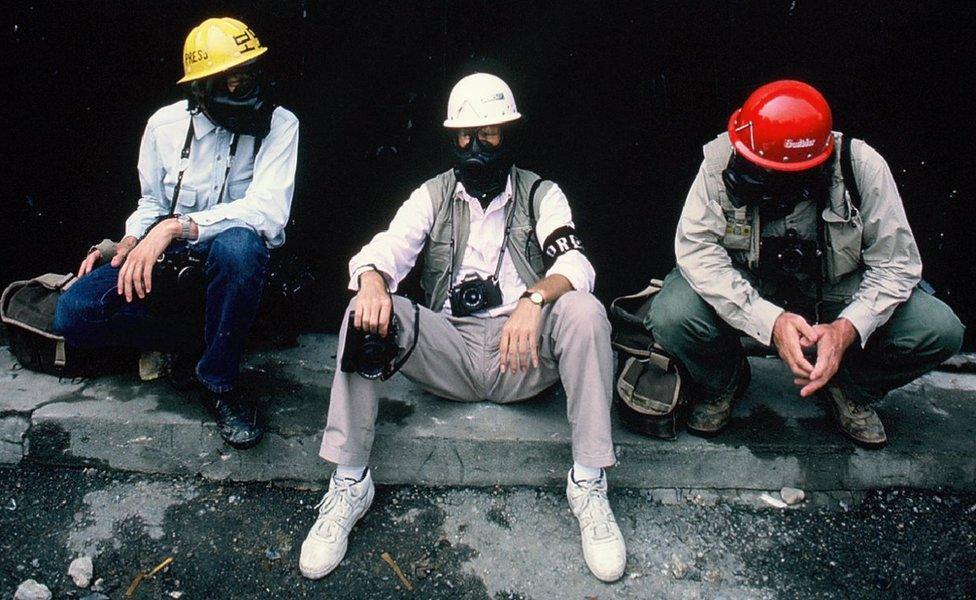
[
  {"x1": 722, "y1": 151, "x2": 832, "y2": 221},
  {"x1": 189, "y1": 66, "x2": 276, "y2": 137},
  {"x1": 451, "y1": 128, "x2": 515, "y2": 203}
]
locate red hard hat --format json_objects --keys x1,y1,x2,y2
[{"x1": 727, "y1": 80, "x2": 834, "y2": 172}]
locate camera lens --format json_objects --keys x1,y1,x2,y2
[
  {"x1": 779, "y1": 247, "x2": 804, "y2": 273},
  {"x1": 357, "y1": 336, "x2": 387, "y2": 378},
  {"x1": 461, "y1": 286, "x2": 483, "y2": 309}
]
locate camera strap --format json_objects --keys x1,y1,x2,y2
[
  {"x1": 166, "y1": 121, "x2": 196, "y2": 217},
  {"x1": 385, "y1": 300, "x2": 421, "y2": 380},
  {"x1": 166, "y1": 119, "x2": 241, "y2": 217},
  {"x1": 447, "y1": 177, "x2": 519, "y2": 287}
]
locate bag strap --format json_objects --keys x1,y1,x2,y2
[
  {"x1": 609, "y1": 278, "x2": 664, "y2": 314},
  {"x1": 527, "y1": 178, "x2": 545, "y2": 230},
  {"x1": 841, "y1": 134, "x2": 862, "y2": 210}
]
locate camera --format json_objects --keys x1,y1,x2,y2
[
  {"x1": 340, "y1": 312, "x2": 402, "y2": 380},
  {"x1": 153, "y1": 247, "x2": 205, "y2": 293},
  {"x1": 759, "y1": 229, "x2": 821, "y2": 277},
  {"x1": 449, "y1": 273, "x2": 503, "y2": 317}
]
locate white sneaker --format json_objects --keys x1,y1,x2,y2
[
  {"x1": 566, "y1": 468, "x2": 627, "y2": 582},
  {"x1": 299, "y1": 468, "x2": 375, "y2": 579}
]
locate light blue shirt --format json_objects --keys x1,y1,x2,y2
[{"x1": 124, "y1": 100, "x2": 300, "y2": 248}]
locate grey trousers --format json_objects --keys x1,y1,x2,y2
[
  {"x1": 319, "y1": 291, "x2": 617, "y2": 468},
  {"x1": 648, "y1": 268, "x2": 965, "y2": 403}
]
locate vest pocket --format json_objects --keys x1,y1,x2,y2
[
  {"x1": 822, "y1": 204, "x2": 863, "y2": 281},
  {"x1": 719, "y1": 209, "x2": 752, "y2": 251}
]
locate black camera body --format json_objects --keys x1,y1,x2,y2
[
  {"x1": 759, "y1": 229, "x2": 822, "y2": 277},
  {"x1": 340, "y1": 312, "x2": 401, "y2": 380},
  {"x1": 449, "y1": 274, "x2": 504, "y2": 317}
]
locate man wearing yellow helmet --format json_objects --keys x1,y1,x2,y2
[{"x1": 53, "y1": 18, "x2": 300, "y2": 450}]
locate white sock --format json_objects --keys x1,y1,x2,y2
[
  {"x1": 572, "y1": 463, "x2": 603, "y2": 483},
  {"x1": 335, "y1": 465, "x2": 368, "y2": 482}
]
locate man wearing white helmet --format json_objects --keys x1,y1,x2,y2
[{"x1": 298, "y1": 73, "x2": 627, "y2": 582}]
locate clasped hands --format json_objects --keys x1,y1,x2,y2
[{"x1": 772, "y1": 311, "x2": 859, "y2": 397}]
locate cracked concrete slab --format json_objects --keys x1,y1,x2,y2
[
  {"x1": 2, "y1": 337, "x2": 976, "y2": 490},
  {"x1": 0, "y1": 415, "x2": 29, "y2": 463}
]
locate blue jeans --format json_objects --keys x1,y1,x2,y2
[{"x1": 53, "y1": 227, "x2": 270, "y2": 392}]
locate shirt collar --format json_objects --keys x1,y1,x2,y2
[
  {"x1": 191, "y1": 110, "x2": 217, "y2": 139},
  {"x1": 454, "y1": 175, "x2": 514, "y2": 207}
]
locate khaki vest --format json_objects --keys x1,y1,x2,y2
[
  {"x1": 420, "y1": 167, "x2": 554, "y2": 310},
  {"x1": 701, "y1": 131, "x2": 865, "y2": 284}
]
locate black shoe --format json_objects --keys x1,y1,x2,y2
[
  {"x1": 167, "y1": 353, "x2": 201, "y2": 391},
  {"x1": 205, "y1": 390, "x2": 264, "y2": 449}
]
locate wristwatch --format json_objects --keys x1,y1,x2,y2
[
  {"x1": 520, "y1": 290, "x2": 545, "y2": 307},
  {"x1": 177, "y1": 215, "x2": 193, "y2": 240}
]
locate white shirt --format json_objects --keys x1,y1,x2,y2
[
  {"x1": 349, "y1": 175, "x2": 596, "y2": 317},
  {"x1": 124, "y1": 100, "x2": 300, "y2": 248}
]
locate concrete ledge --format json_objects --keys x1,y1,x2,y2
[{"x1": 2, "y1": 336, "x2": 975, "y2": 490}]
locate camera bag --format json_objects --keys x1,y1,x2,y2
[
  {"x1": 609, "y1": 279, "x2": 685, "y2": 440},
  {"x1": 1, "y1": 273, "x2": 132, "y2": 377}
]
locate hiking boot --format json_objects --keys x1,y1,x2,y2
[
  {"x1": 687, "y1": 358, "x2": 751, "y2": 436},
  {"x1": 205, "y1": 389, "x2": 264, "y2": 449},
  {"x1": 300, "y1": 469, "x2": 375, "y2": 579},
  {"x1": 566, "y1": 469, "x2": 627, "y2": 582},
  {"x1": 820, "y1": 383, "x2": 887, "y2": 448}
]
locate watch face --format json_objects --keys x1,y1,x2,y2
[{"x1": 531, "y1": 292, "x2": 544, "y2": 304}]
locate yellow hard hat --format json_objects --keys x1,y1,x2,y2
[{"x1": 178, "y1": 17, "x2": 269, "y2": 84}]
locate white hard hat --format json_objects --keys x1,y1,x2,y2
[{"x1": 443, "y1": 73, "x2": 522, "y2": 128}]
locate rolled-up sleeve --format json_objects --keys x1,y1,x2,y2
[
  {"x1": 348, "y1": 186, "x2": 435, "y2": 292},
  {"x1": 676, "y1": 163, "x2": 784, "y2": 345},
  {"x1": 534, "y1": 183, "x2": 595, "y2": 293},
  {"x1": 123, "y1": 125, "x2": 167, "y2": 240},
  {"x1": 187, "y1": 110, "x2": 300, "y2": 247},
  {"x1": 838, "y1": 143, "x2": 922, "y2": 346}
]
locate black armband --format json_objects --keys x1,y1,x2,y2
[{"x1": 542, "y1": 226, "x2": 585, "y2": 268}]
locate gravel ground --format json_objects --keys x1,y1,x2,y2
[{"x1": 1, "y1": 465, "x2": 975, "y2": 599}]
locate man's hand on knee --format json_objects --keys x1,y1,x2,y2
[
  {"x1": 772, "y1": 312, "x2": 818, "y2": 380},
  {"x1": 499, "y1": 297, "x2": 543, "y2": 373},
  {"x1": 795, "y1": 318, "x2": 859, "y2": 397},
  {"x1": 117, "y1": 225, "x2": 175, "y2": 302},
  {"x1": 354, "y1": 270, "x2": 393, "y2": 337}
]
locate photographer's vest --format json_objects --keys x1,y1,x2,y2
[
  {"x1": 701, "y1": 131, "x2": 865, "y2": 284},
  {"x1": 420, "y1": 167, "x2": 554, "y2": 310}
]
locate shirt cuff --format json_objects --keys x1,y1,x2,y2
[
  {"x1": 348, "y1": 264, "x2": 396, "y2": 292},
  {"x1": 838, "y1": 300, "x2": 880, "y2": 348},
  {"x1": 750, "y1": 297, "x2": 786, "y2": 346}
]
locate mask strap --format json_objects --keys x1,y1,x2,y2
[{"x1": 167, "y1": 120, "x2": 195, "y2": 217}]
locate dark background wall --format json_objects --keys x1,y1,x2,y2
[{"x1": 3, "y1": 1, "x2": 975, "y2": 347}]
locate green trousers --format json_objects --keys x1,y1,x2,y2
[{"x1": 647, "y1": 268, "x2": 965, "y2": 403}]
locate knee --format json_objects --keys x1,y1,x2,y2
[
  {"x1": 648, "y1": 290, "x2": 722, "y2": 349},
  {"x1": 552, "y1": 291, "x2": 609, "y2": 332},
  {"x1": 53, "y1": 286, "x2": 97, "y2": 339},
  {"x1": 923, "y1": 308, "x2": 965, "y2": 361},
  {"x1": 207, "y1": 228, "x2": 268, "y2": 277}
]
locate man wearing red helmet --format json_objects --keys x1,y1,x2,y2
[{"x1": 648, "y1": 80, "x2": 964, "y2": 447}]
